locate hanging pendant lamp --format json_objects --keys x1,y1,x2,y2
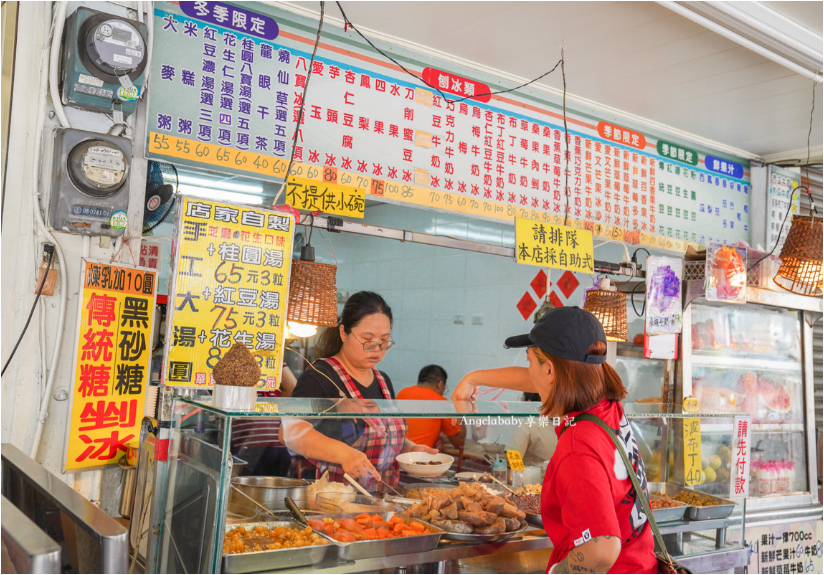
[
  {"x1": 286, "y1": 219, "x2": 338, "y2": 338},
  {"x1": 773, "y1": 215, "x2": 822, "y2": 297},
  {"x1": 583, "y1": 278, "x2": 628, "y2": 342}
]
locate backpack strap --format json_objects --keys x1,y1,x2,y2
[{"x1": 560, "y1": 412, "x2": 670, "y2": 561}]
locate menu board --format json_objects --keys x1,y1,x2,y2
[
  {"x1": 767, "y1": 166, "x2": 800, "y2": 252},
  {"x1": 64, "y1": 260, "x2": 156, "y2": 472},
  {"x1": 147, "y1": 2, "x2": 751, "y2": 252},
  {"x1": 163, "y1": 197, "x2": 294, "y2": 389}
]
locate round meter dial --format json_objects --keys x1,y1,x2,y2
[
  {"x1": 81, "y1": 15, "x2": 147, "y2": 82},
  {"x1": 66, "y1": 139, "x2": 130, "y2": 198}
]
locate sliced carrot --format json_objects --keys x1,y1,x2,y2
[
  {"x1": 363, "y1": 528, "x2": 378, "y2": 539},
  {"x1": 356, "y1": 513, "x2": 371, "y2": 520},
  {"x1": 394, "y1": 522, "x2": 404, "y2": 533},
  {"x1": 423, "y1": 529, "x2": 431, "y2": 534},
  {"x1": 410, "y1": 522, "x2": 425, "y2": 532},
  {"x1": 388, "y1": 516, "x2": 403, "y2": 525},
  {"x1": 401, "y1": 529, "x2": 416, "y2": 537},
  {"x1": 371, "y1": 514, "x2": 383, "y2": 523}
]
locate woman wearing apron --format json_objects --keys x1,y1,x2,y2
[
  {"x1": 281, "y1": 291, "x2": 437, "y2": 491},
  {"x1": 452, "y1": 307, "x2": 656, "y2": 574}
]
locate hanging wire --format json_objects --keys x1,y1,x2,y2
[
  {"x1": 335, "y1": 2, "x2": 564, "y2": 105},
  {"x1": 272, "y1": 1, "x2": 326, "y2": 207},
  {"x1": 748, "y1": 80, "x2": 818, "y2": 272},
  {"x1": 561, "y1": 47, "x2": 570, "y2": 227}
]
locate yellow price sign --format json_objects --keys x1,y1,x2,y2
[
  {"x1": 682, "y1": 418, "x2": 703, "y2": 487},
  {"x1": 286, "y1": 177, "x2": 365, "y2": 219},
  {"x1": 64, "y1": 260, "x2": 156, "y2": 472},
  {"x1": 506, "y1": 450, "x2": 525, "y2": 472},
  {"x1": 514, "y1": 217, "x2": 594, "y2": 273}
]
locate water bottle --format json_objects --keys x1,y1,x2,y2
[{"x1": 493, "y1": 456, "x2": 508, "y2": 485}]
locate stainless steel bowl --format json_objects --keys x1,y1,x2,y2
[{"x1": 231, "y1": 477, "x2": 311, "y2": 507}]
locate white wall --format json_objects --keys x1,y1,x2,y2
[
  {"x1": 1, "y1": 1, "x2": 138, "y2": 516},
  {"x1": 310, "y1": 203, "x2": 640, "y2": 399}
]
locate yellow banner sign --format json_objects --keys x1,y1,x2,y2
[
  {"x1": 165, "y1": 197, "x2": 294, "y2": 389},
  {"x1": 683, "y1": 418, "x2": 703, "y2": 487},
  {"x1": 506, "y1": 450, "x2": 525, "y2": 472},
  {"x1": 286, "y1": 177, "x2": 365, "y2": 219},
  {"x1": 64, "y1": 260, "x2": 156, "y2": 472},
  {"x1": 514, "y1": 217, "x2": 595, "y2": 273}
]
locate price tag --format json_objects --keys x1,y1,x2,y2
[
  {"x1": 506, "y1": 450, "x2": 525, "y2": 472},
  {"x1": 682, "y1": 418, "x2": 703, "y2": 487},
  {"x1": 682, "y1": 397, "x2": 700, "y2": 413}
]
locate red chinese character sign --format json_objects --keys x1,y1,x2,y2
[
  {"x1": 164, "y1": 197, "x2": 294, "y2": 389},
  {"x1": 146, "y1": 2, "x2": 751, "y2": 252},
  {"x1": 64, "y1": 261, "x2": 156, "y2": 472},
  {"x1": 731, "y1": 415, "x2": 752, "y2": 499}
]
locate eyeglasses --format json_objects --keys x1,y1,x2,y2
[{"x1": 349, "y1": 332, "x2": 395, "y2": 352}]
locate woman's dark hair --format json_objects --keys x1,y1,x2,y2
[
  {"x1": 533, "y1": 341, "x2": 627, "y2": 417},
  {"x1": 522, "y1": 393, "x2": 542, "y2": 402},
  {"x1": 314, "y1": 291, "x2": 393, "y2": 359}
]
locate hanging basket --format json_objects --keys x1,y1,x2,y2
[
  {"x1": 774, "y1": 215, "x2": 823, "y2": 297},
  {"x1": 287, "y1": 260, "x2": 339, "y2": 327},
  {"x1": 583, "y1": 289, "x2": 627, "y2": 342}
]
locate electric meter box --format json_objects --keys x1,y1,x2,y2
[
  {"x1": 60, "y1": 7, "x2": 148, "y2": 115},
  {"x1": 49, "y1": 129, "x2": 132, "y2": 237}
]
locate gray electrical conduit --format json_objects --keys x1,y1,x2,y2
[{"x1": 28, "y1": 0, "x2": 70, "y2": 460}]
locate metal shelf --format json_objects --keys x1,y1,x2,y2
[{"x1": 690, "y1": 354, "x2": 802, "y2": 372}]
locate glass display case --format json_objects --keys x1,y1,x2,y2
[
  {"x1": 681, "y1": 298, "x2": 819, "y2": 510},
  {"x1": 145, "y1": 396, "x2": 749, "y2": 574}
]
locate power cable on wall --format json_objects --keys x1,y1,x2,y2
[{"x1": 272, "y1": 1, "x2": 325, "y2": 207}]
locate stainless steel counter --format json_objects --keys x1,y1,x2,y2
[{"x1": 251, "y1": 527, "x2": 750, "y2": 574}]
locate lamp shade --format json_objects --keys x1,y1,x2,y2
[
  {"x1": 583, "y1": 289, "x2": 628, "y2": 342},
  {"x1": 774, "y1": 215, "x2": 823, "y2": 297},
  {"x1": 286, "y1": 260, "x2": 339, "y2": 328}
]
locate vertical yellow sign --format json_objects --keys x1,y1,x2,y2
[
  {"x1": 683, "y1": 418, "x2": 703, "y2": 487},
  {"x1": 165, "y1": 197, "x2": 294, "y2": 389},
  {"x1": 514, "y1": 217, "x2": 595, "y2": 273},
  {"x1": 64, "y1": 260, "x2": 156, "y2": 472}
]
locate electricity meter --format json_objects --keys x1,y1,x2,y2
[
  {"x1": 60, "y1": 7, "x2": 148, "y2": 115},
  {"x1": 49, "y1": 129, "x2": 132, "y2": 237}
]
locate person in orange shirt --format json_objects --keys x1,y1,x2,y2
[{"x1": 396, "y1": 365, "x2": 466, "y2": 450}]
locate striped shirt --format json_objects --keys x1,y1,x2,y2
[{"x1": 231, "y1": 389, "x2": 282, "y2": 451}]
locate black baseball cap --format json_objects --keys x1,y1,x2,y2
[{"x1": 504, "y1": 306, "x2": 607, "y2": 364}]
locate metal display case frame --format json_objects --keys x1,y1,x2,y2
[
  {"x1": 147, "y1": 396, "x2": 749, "y2": 574},
  {"x1": 678, "y1": 286, "x2": 822, "y2": 512}
]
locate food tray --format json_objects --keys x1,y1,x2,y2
[
  {"x1": 649, "y1": 495, "x2": 688, "y2": 523},
  {"x1": 221, "y1": 521, "x2": 334, "y2": 574},
  {"x1": 524, "y1": 512, "x2": 543, "y2": 528},
  {"x1": 439, "y1": 522, "x2": 529, "y2": 543},
  {"x1": 647, "y1": 482, "x2": 735, "y2": 521},
  {"x1": 323, "y1": 512, "x2": 443, "y2": 561},
  {"x1": 400, "y1": 483, "x2": 457, "y2": 499}
]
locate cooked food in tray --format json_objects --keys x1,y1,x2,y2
[
  {"x1": 652, "y1": 490, "x2": 718, "y2": 507},
  {"x1": 223, "y1": 524, "x2": 329, "y2": 555},
  {"x1": 307, "y1": 514, "x2": 433, "y2": 542},
  {"x1": 504, "y1": 493, "x2": 541, "y2": 514},
  {"x1": 405, "y1": 482, "x2": 526, "y2": 535},
  {"x1": 649, "y1": 497, "x2": 686, "y2": 510}
]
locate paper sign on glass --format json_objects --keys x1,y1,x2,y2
[
  {"x1": 645, "y1": 256, "x2": 683, "y2": 335},
  {"x1": 515, "y1": 217, "x2": 594, "y2": 274},
  {"x1": 164, "y1": 197, "x2": 294, "y2": 389}
]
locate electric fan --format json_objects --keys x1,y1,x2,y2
[{"x1": 142, "y1": 161, "x2": 178, "y2": 234}]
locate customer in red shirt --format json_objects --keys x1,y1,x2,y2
[
  {"x1": 452, "y1": 307, "x2": 656, "y2": 574},
  {"x1": 396, "y1": 365, "x2": 465, "y2": 450}
]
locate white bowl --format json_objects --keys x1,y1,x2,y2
[{"x1": 396, "y1": 452, "x2": 454, "y2": 478}]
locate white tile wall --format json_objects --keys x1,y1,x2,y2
[{"x1": 320, "y1": 203, "x2": 648, "y2": 392}]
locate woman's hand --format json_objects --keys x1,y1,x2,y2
[
  {"x1": 452, "y1": 373, "x2": 480, "y2": 402},
  {"x1": 340, "y1": 447, "x2": 381, "y2": 481}
]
